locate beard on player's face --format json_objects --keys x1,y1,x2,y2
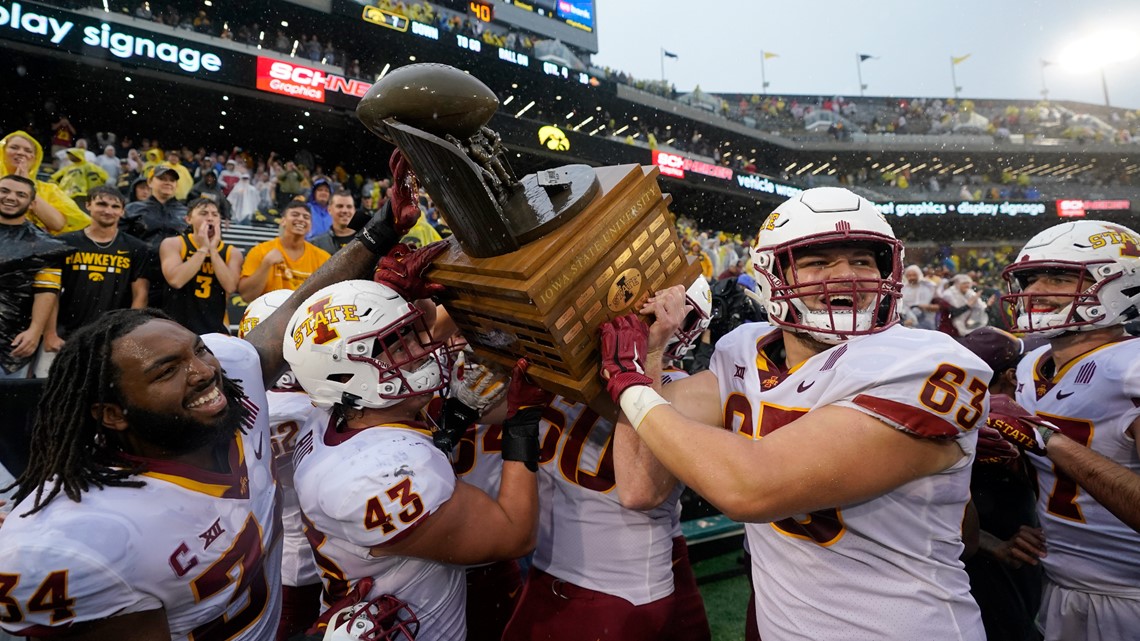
[{"x1": 123, "y1": 374, "x2": 246, "y2": 455}]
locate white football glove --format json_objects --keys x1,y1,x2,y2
[{"x1": 449, "y1": 349, "x2": 508, "y2": 413}]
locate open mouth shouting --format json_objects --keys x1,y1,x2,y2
[{"x1": 825, "y1": 294, "x2": 856, "y2": 310}]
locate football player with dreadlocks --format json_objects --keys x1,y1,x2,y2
[
  {"x1": 994, "y1": 220, "x2": 1140, "y2": 641},
  {"x1": 0, "y1": 151, "x2": 422, "y2": 641},
  {"x1": 599, "y1": 187, "x2": 991, "y2": 640}
]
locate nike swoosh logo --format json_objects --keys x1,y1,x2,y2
[
  {"x1": 253, "y1": 436, "x2": 264, "y2": 460},
  {"x1": 797, "y1": 380, "x2": 815, "y2": 393},
  {"x1": 116, "y1": 250, "x2": 129, "y2": 254},
  {"x1": 507, "y1": 586, "x2": 522, "y2": 600},
  {"x1": 1056, "y1": 390, "x2": 1074, "y2": 400}
]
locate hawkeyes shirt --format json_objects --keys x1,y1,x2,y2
[
  {"x1": 56, "y1": 230, "x2": 148, "y2": 338},
  {"x1": 0, "y1": 336, "x2": 282, "y2": 640},
  {"x1": 532, "y1": 381, "x2": 687, "y2": 606},
  {"x1": 709, "y1": 322, "x2": 989, "y2": 641},
  {"x1": 163, "y1": 232, "x2": 234, "y2": 336},
  {"x1": 292, "y1": 415, "x2": 465, "y2": 640},
  {"x1": 1015, "y1": 338, "x2": 1140, "y2": 597}
]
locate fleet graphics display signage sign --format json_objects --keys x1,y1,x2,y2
[
  {"x1": 874, "y1": 200, "x2": 1049, "y2": 217},
  {"x1": 255, "y1": 57, "x2": 371, "y2": 106},
  {"x1": 0, "y1": 1, "x2": 245, "y2": 79}
]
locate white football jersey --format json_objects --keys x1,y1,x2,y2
[
  {"x1": 292, "y1": 415, "x2": 466, "y2": 639},
  {"x1": 266, "y1": 389, "x2": 321, "y2": 587},
  {"x1": 0, "y1": 336, "x2": 282, "y2": 640},
  {"x1": 532, "y1": 391, "x2": 685, "y2": 606},
  {"x1": 1015, "y1": 338, "x2": 1140, "y2": 597},
  {"x1": 451, "y1": 422, "x2": 504, "y2": 497},
  {"x1": 709, "y1": 323, "x2": 988, "y2": 640}
]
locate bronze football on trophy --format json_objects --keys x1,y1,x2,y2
[{"x1": 357, "y1": 63, "x2": 499, "y2": 142}]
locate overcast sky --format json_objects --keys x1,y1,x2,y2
[{"x1": 593, "y1": 0, "x2": 1140, "y2": 110}]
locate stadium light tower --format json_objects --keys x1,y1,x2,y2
[{"x1": 1058, "y1": 31, "x2": 1139, "y2": 107}]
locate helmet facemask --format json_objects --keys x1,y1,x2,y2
[
  {"x1": 325, "y1": 593, "x2": 420, "y2": 641},
  {"x1": 1000, "y1": 220, "x2": 1140, "y2": 338},
  {"x1": 1002, "y1": 259, "x2": 1133, "y2": 337},
  {"x1": 755, "y1": 234, "x2": 902, "y2": 344},
  {"x1": 338, "y1": 308, "x2": 451, "y2": 409}
]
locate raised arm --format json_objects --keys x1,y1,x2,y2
[
  {"x1": 159, "y1": 234, "x2": 207, "y2": 290},
  {"x1": 213, "y1": 246, "x2": 243, "y2": 295},
  {"x1": 245, "y1": 177, "x2": 422, "y2": 388},
  {"x1": 612, "y1": 286, "x2": 686, "y2": 510}
]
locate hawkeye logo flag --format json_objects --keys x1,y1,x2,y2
[{"x1": 538, "y1": 125, "x2": 570, "y2": 151}]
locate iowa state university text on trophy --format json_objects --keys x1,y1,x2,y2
[{"x1": 357, "y1": 63, "x2": 700, "y2": 403}]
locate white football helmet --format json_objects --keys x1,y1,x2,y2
[
  {"x1": 750, "y1": 187, "x2": 903, "y2": 344},
  {"x1": 237, "y1": 288, "x2": 293, "y2": 339},
  {"x1": 664, "y1": 276, "x2": 713, "y2": 360},
  {"x1": 1002, "y1": 220, "x2": 1140, "y2": 337},
  {"x1": 283, "y1": 280, "x2": 450, "y2": 409},
  {"x1": 323, "y1": 594, "x2": 419, "y2": 641},
  {"x1": 238, "y1": 289, "x2": 300, "y2": 390}
]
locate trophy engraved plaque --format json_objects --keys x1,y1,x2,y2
[{"x1": 358, "y1": 64, "x2": 700, "y2": 403}]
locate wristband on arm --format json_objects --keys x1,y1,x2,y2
[
  {"x1": 618, "y1": 385, "x2": 670, "y2": 431},
  {"x1": 355, "y1": 200, "x2": 400, "y2": 255}
]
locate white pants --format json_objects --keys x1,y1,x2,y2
[{"x1": 1039, "y1": 579, "x2": 1140, "y2": 641}]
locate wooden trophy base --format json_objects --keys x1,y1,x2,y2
[{"x1": 428, "y1": 164, "x2": 701, "y2": 404}]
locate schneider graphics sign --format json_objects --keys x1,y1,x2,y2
[
  {"x1": 0, "y1": 1, "x2": 250, "y2": 81},
  {"x1": 254, "y1": 57, "x2": 371, "y2": 108}
]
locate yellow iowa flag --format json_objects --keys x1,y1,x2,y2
[
  {"x1": 763, "y1": 51, "x2": 779, "y2": 60},
  {"x1": 952, "y1": 54, "x2": 972, "y2": 65}
]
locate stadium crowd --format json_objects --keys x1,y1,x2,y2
[{"x1": 0, "y1": 118, "x2": 1037, "y2": 386}]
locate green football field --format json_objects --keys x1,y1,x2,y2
[{"x1": 693, "y1": 551, "x2": 750, "y2": 641}]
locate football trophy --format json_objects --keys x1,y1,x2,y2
[{"x1": 357, "y1": 63, "x2": 700, "y2": 403}]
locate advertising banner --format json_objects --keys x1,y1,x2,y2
[{"x1": 0, "y1": 1, "x2": 254, "y2": 84}]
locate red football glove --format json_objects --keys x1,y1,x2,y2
[
  {"x1": 502, "y1": 359, "x2": 550, "y2": 471},
  {"x1": 987, "y1": 393, "x2": 1059, "y2": 456},
  {"x1": 598, "y1": 314, "x2": 653, "y2": 403},
  {"x1": 373, "y1": 241, "x2": 449, "y2": 301},
  {"x1": 388, "y1": 150, "x2": 421, "y2": 236},
  {"x1": 974, "y1": 425, "x2": 1020, "y2": 465},
  {"x1": 506, "y1": 358, "x2": 553, "y2": 419}
]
